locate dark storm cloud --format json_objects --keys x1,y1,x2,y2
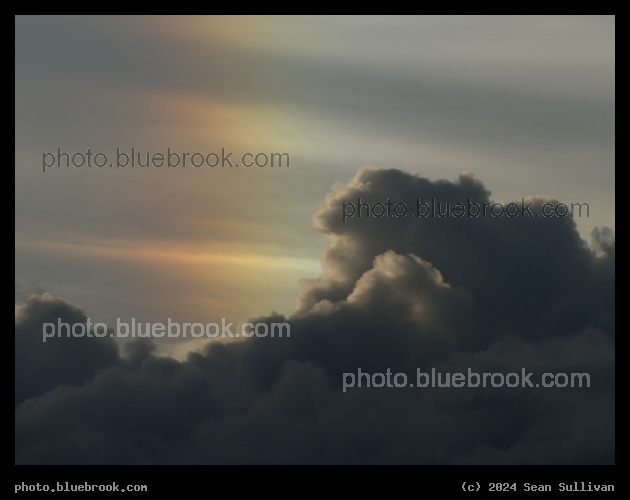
[
  {"x1": 15, "y1": 167, "x2": 614, "y2": 464},
  {"x1": 15, "y1": 293, "x2": 119, "y2": 406},
  {"x1": 300, "y1": 167, "x2": 614, "y2": 344}
]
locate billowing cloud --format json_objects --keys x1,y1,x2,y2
[
  {"x1": 15, "y1": 293, "x2": 119, "y2": 407},
  {"x1": 15, "y1": 167, "x2": 614, "y2": 464}
]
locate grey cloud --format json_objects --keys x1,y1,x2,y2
[
  {"x1": 15, "y1": 167, "x2": 614, "y2": 464},
  {"x1": 15, "y1": 293, "x2": 120, "y2": 407}
]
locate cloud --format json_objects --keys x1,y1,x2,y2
[
  {"x1": 15, "y1": 293, "x2": 120, "y2": 407},
  {"x1": 15, "y1": 167, "x2": 614, "y2": 464}
]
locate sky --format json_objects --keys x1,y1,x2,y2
[{"x1": 15, "y1": 15, "x2": 614, "y2": 465}]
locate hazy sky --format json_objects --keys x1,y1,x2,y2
[{"x1": 15, "y1": 15, "x2": 614, "y2": 465}]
